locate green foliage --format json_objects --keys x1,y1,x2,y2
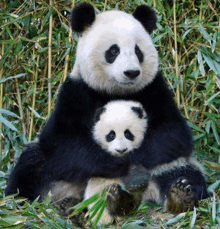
[{"x1": 0, "y1": 0, "x2": 219, "y2": 228}]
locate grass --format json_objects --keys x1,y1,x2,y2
[{"x1": 0, "y1": 0, "x2": 220, "y2": 228}]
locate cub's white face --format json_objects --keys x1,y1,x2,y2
[
  {"x1": 70, "y1": 10, "x2": 158, "y2": 95},
  {"x1": 92, "y1": 101, "x2": 147, "y2": 157}
]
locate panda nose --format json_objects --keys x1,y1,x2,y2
[
  {"x1": 116, "y1": 148, "x2": 128, "y2": 154},
  {"x1": 124, "y1": 70, "x2": 140, "y2": 79}
]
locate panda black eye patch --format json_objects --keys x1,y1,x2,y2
[
  {"x1": 135, "y1": 45, "x2": 144, "y2": 63},
  {"x1": 105, "y1": 44, "x2": 120, "y2": 64},
  {"x1": 106, "y1": 130, "x2": 116, "y2": 142},
  {"x1": 124, "y1": 129, "x2": 134, "y2": 141}
]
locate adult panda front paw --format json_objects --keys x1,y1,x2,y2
[
  {"x1": 165, "y1": 177, "x2": 195, "y2": 214},
  {"x1": 107, "y1": 183, "x2": 136, "y2": 216}
]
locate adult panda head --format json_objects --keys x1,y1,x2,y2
[
  {"x1": 70, "y1": 3, "x2": 158, "y2": 95},
  {"x1": 92, "y1": 100, "x2": 147, "y2": 156}
]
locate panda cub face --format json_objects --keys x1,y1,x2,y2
[
  {"x1": 70, "y1": 4, "x2": 158, "y2": 95},
  {"x1": 92, "y1": 100, "x2": 147, "y2": 157}
]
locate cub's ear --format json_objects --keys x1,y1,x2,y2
[
  {"x1": 131, "y1": 106, "x2": 144, "y2": 119},
  {"x1": 133, "y1": 5, "x2": 157, "y2": 34},
  {"x1": 94, "y1": 107, "x2": 106, "y2": 123},
  {"x1": 70, "y1": 3, "x2": 95, "y2": 33}
]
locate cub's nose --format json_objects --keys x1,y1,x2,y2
[
  {"x1": 116, "y1": 148, "x2": 128, "y2": 154},
  {"x1": 124, "y1": 70, "x2": 140, "y2": 79}
]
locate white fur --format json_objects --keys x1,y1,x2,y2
[
  {"x1": 149, "y1": 157, "x2": 204, "y2": 176},
  {"x1": 70, "y1": 10, "x2": 158, "y2": 95},
  {"x1": 92, "y1": 100, "x2": 147, "y2": 156}
]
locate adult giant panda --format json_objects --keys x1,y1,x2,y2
[{"x1": 5, "y1": 2, "x2": 210, "y2": 221}]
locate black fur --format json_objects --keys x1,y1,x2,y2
[
  {"x1": 70, "y1": 3, "x2": 95, "y2": 33},
  {"x1": 94, "y1": 107, "x2": 106, "y2": 123},
  {"x1": 135, "y1": 45, "x2": 144, "y2": 63},
  {"x1": 6, "y1": 71, "x2": 194, "y2": 200},
  {"x1": 133, "y1": 5, "x2": 157, "y2": 34},
  {"x1": 105, "y1": 44, "x2": 120, "y2": 64},
  {"x1": 131, "y1": 106, "x2": 144, "y2": 119}
]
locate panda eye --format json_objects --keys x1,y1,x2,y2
[
  {"x1": 135, "y1": 45, "x2": 144, "y2": 63},
  {"x1": 124, "y1": 129, "x2": 134, "y2": 141},
  {"x1": 105, "y1": 44, "x2": 120, "y2": 64},
  {"x1": 110, "y1": 46, "x2": 120, "y2": 55},
  {"x1": 106, "y1": 130, "x2": 116, "y2": 142}
]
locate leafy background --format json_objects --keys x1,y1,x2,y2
[{"x1": 0, "y1": 0, "x2": 219, "y2": 228}]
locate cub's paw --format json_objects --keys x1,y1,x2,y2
[
  {"x1": 56, "y1": 197, "x2": 79, "y2": 216},
  {"x1": 165, "y1": 178, "x2": 195, "y2": 214},
  {"x1": 107, "y1": 184, "x2": 135, "y2": 216},
  {"x1": 57, "y1": 197, "x2": 86, "y2": 226}
]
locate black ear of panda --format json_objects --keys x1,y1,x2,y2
[
  {"x1": 133, "y1": 5, "x2": 157, "y2": 34},
  {"x1": 70, "y1": 3, "x2": 95, "y2": 32},
  {"x1": 131, "y1": 106, "x2": 144, "y2": 119},
  {"x1": 94, "y1": 107, "x2": 106, "y2": 123}
]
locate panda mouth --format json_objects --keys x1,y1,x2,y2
[{"x1": 115, "y1": 79, "x2": 136, "y2": 86}]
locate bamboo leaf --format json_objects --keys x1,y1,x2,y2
[
  {"x1": 190, "y1": 207, "x2": 197, "y2": 229},
  {"x1": 211, "y1": 121, "x2": 220, "y2": 145},
  {"x1": 0, "y1": 73, "x2": 26, "y2": 84},
  {"x1": 208, "y1": 180, "x2": 220, "y2": 192},
  {"x1": 0, "y1": 116, "x2": 18, "y2": 132},
  {"x1": 0, "y1": 109, "x2": 20, "y2": 118},
  {"x1": 28, "y1": 106, "x2": 45, "y2": 120},
  {"x1": 205, "y1": 91, "x2": 220, "y2": 105},
  {"x1": 197, "y1": 51, "x2": 205, "y2": 76},
  {"x1": 212, "y1": 195, "x2": 216, "y2": 222},
  {"x1": 203, "y1": 160, "x2": 220, "y2": 172}
]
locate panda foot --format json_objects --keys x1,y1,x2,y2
[
  {"x1": 165, "y1": 178, "x2": 195, "y2": 214},
  {"x1": 57, "y1": 197, "x2": 80, "y2": 216},
  {"x1": 107, "y1": 183, "x2": 135, "y2": 216},
  {"x1": 56, "y1": 197, "x2": 86, "y2": 226}
]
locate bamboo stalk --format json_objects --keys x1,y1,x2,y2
[
  {"x1": 28, "y1": 53, "x2": 40, "y2": 142},
  {"x1": 0, "y1": 43, "x2": 4, "y2": 154},
  {"x1": 104, "y1": 0, "x2": 107, "y2": 11},
  {"x1": 15, "y1": 78, "x2": 26, "y2": 137},
  {"x1": 173, "y1": 0, "x2": 180, "y2": 107},
  {"x1": 63, "y1": 0, "x2": 75, "y2": 82},
  {"x1": 48, "y1": 0, "x2": 53, "y2": 116},
  {"x1": 200, "y1": 94, "x2": 207, "y2": 126}
]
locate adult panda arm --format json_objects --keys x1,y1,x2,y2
[
  {"x1": 39, "y1": 77, "x2": 130, "y2": 179},
  {"x1": 46, "y1": 136, "x2": 130, "y2": 181},
  {"x1": 133, "y1": 71, "x2": 194, "y2": 169}
]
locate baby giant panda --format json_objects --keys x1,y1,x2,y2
[
  {"x1": 84, "y1": 100, "x2": 148, "y2": 224},
  {"x1": 6, "y1": 2, "x2": 210, "y2": 220}
]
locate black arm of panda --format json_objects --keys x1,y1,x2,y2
[
  {"x1": 39, "y1": 77, "x2": 130, "y2": 180},
  {"x1": 133, "y1": 72, "x2": 194, "y2": 169},
  {"x1": 47, "y1": 137, "x2": 131, "y2": 181}
]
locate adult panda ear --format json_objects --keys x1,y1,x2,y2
[
  {"x1": 70, "y1": 3, "x2": 96, "y2": 33},
  {"x1": 133, "y1": 5, "x2": 157, "y2": 34}
]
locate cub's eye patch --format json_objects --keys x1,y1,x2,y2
[
  {"x1": 124, "y1": 129, "x2": 134, "y2": 141},
  {"x1": 105, "y1": 44, "x2": 120, "y2": 64},
  {"x1": 106, "y1": 130, "x2": 116, "y2": 142}
]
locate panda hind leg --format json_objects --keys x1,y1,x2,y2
[{"x1": 165, "y1": 177, "x2": 195, "y2": 214}]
